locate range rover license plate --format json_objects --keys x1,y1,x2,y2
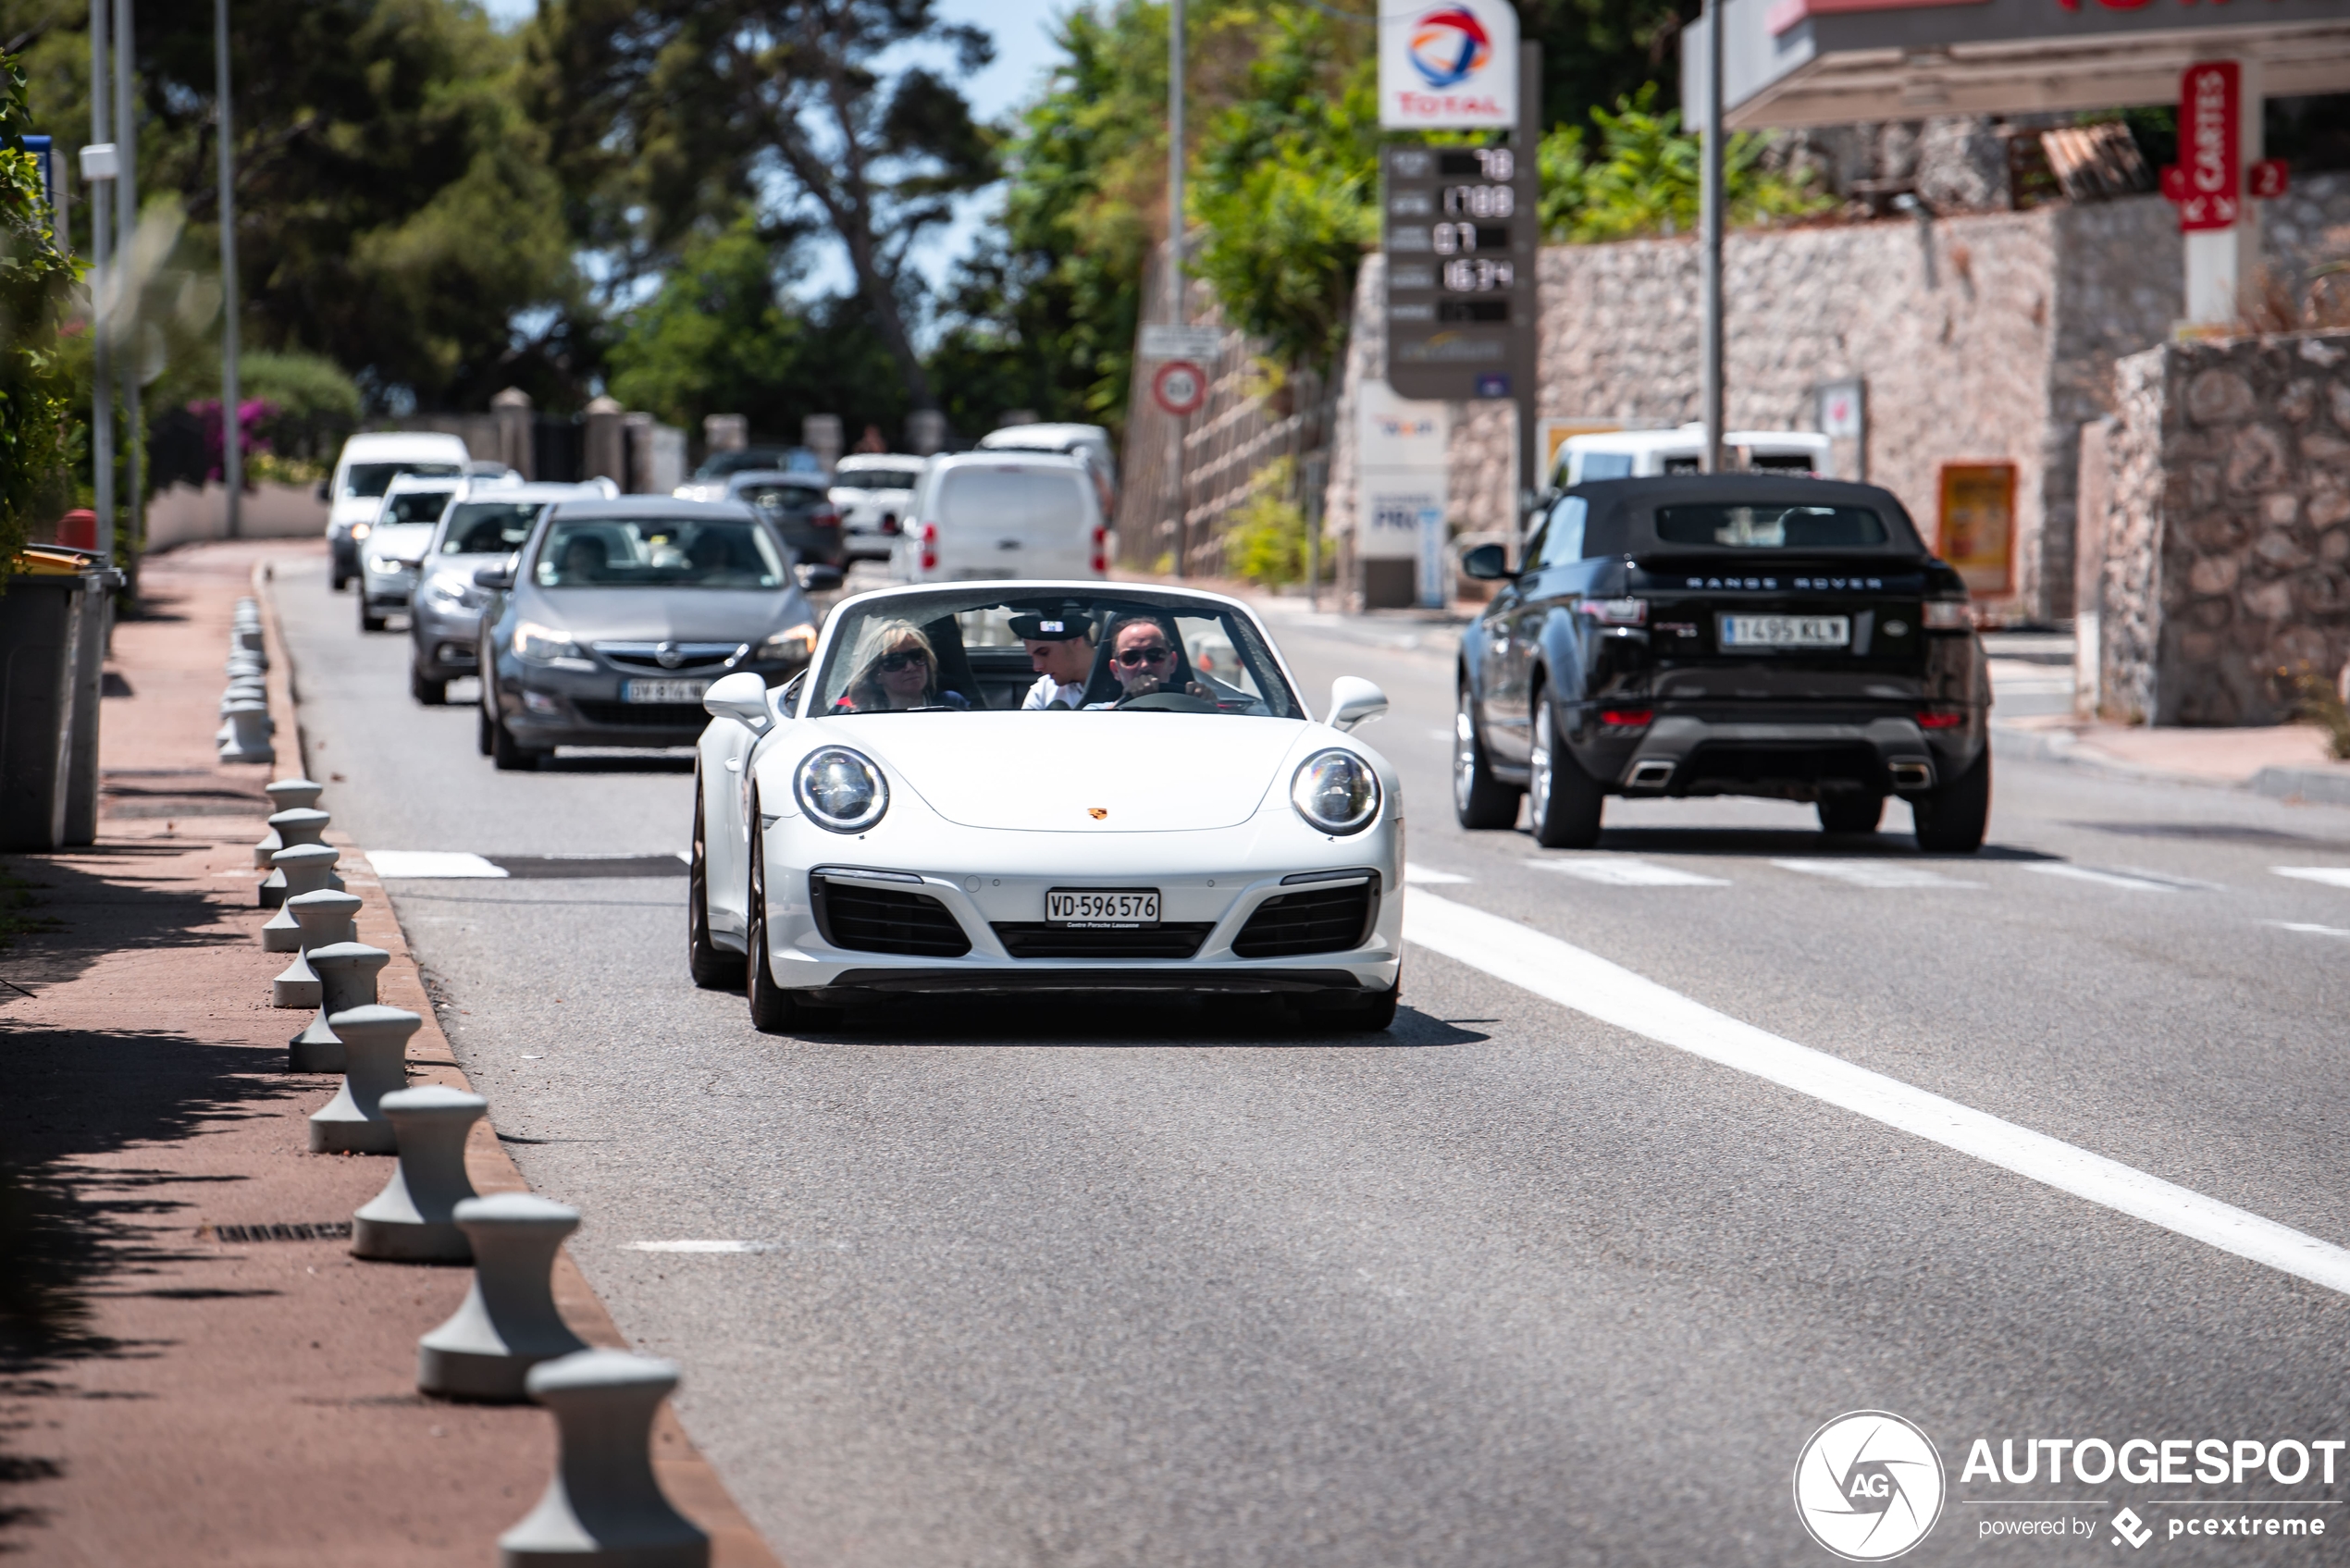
[
  {"x1": 1046, "y1": 889, "x2": 1159, "y2": 927},
  {"x1": 1720, "y1": 614, "x2": 1849, "y2": 649},
  {"x1": 624, "y1": 678, "x2": 711, "y2": 703}
]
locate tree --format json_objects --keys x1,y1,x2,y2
[
  {"x1": 1538, "y1": 87, "x2": 1830, "y2": 242},
  {"x1": 0, "y1": 49, "x2": 78, "y2": 569},
  {"x1": 6, "y1": 0, "x2": 580, "y2": 412},
  {"x1": 523, "y1": 0, "x2": 996, "y2": 414}
]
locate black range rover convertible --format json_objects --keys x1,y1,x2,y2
[{"x1": 1454, "y1": 475, "x2": 1990, "y2": 852}]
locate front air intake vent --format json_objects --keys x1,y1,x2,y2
[
  {"x1": 992, "y1": 923, "x2": 1214, "y2": 959},
  {"x1": 811, "y1": 877, "x2": 971, "y2": 957},
  {"x1": 1232, "y1": 878, "x2": 1379, "y2": 959}
]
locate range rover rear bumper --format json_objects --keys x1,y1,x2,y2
[{"x1": 1592, "y1": 714, "x2": 1984, "y2": 801}]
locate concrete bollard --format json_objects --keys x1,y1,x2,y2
[
  {"x1": 255, "y1": 778, "x2": 325, "y2": 869},
  {"x1": 219, "y1": 699, "x2": 275, "y2": 765},
  {"x1": 234, "y1": 623, "x2": 266, "y2": 656},
  {"x1": 262, "y1": 845, "x2": 340, "y2": 944},
  {"x1": 352, "y1": 1086, "x2": 485, "y2": 1262},
  {"x1": 308, "y1": 1005, "x2": 419, "y2": 1154},
  {"x1": 291, "y1": 942, "x2": 390, "y2": 1071},
  {"x1": 418, "y1": 1194, "x2": 588, "y2": 1401},
  {"x1": 272, "y1": 890, "x2": 363, "y2": 1009},
  {"x1": 498, "y1": 1352, "x2": 710, "y2": 1568},
  {"x1": 261, "y1": 808, "x2": 330, "y2": 906}
]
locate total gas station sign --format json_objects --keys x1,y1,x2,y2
[{"x1": 1378, "y1": 0, "x2": 1518, "y2": 130}]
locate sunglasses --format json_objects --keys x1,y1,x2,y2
[
  {"x1": 1113, "y1": 645, "x2": 1173, "y2": 667},
  {"x1": 877, "y1": 649, "x2": 930, "y2": 672}
]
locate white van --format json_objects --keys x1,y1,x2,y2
[
  {"x1": 1552, "y1": 425, "x2": 1834, "y2": 488},
  {"x1": 324, "y1": 431, "x2": 470, "y2": 591},
  {"x1": 893, "y1": 451, "x2": 1107, "y2": 585},
  {"x1": 977, "y1": 422, "x2": 1119, "y2": 514}
]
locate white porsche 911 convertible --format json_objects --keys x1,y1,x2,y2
[{"x1": 687, "y1": 582, "x2": 1403, "y2": 1032}]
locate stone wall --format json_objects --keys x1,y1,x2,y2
[
  {"x1": 2091, "y1": 329, "x2": 2350, "y2": 725},
  {"x1": 1325, "y1": 173, "x2": 2350, "y2": 623}
]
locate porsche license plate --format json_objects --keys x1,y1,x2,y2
[
  {"x1": 1719, "y1": 614, "x2": 1849, "y2": 649},
  {"x1": 1046, "y1": 889, "x2": 1160, "y2": 927},
  {"x1": 624, "y1": 678, "x2": 711, "y2": 703}
]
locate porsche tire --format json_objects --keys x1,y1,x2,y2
[
  {"x1": 688, "y1": 772, "x2": 745, "y2": 991},
  {"x1": 746, "y1": 809, "x2": 837, "y2": 1033},
  {"x1": 1528, "y1": 697, "x2": 1603, "y2": 850},
  {"x1": 1453, "y1": 685, "x2": 1520, "y2": 830}
]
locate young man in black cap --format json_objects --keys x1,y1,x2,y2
[{"x1": 1012, "y1": 610, "x2": 1096, "y2": 710}]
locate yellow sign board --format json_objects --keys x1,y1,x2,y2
[
  {"x1": 1537, "y1": 418, "x2": 1623, "y2": 487},
  {"x1": 1937, "y1": 462, "x2": 2016, "y2": 599}
]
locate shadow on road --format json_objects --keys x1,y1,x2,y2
[{"x1": 785, "y1": 994, "x2": 1488, "y2": 1049}]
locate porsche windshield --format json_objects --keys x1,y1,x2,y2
[
  {"x1": 533, "y1": 517, "x2": 787, "y2": 589},
  {"x1": 812, "y1": 590, "x2": 1300, "y2": 717}
]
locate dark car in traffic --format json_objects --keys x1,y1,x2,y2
[
  {"x1": 476, "y1": 498, "x2": 825, "y2": 770},
  {"x1": 724, "y1": 471, "x2": 847, "y2": 571},
  {"x1": 1453, "y1": 475, "x2": 1990, "y2": 851}
]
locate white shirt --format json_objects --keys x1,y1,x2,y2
[{"x1": 1021, "y1": 673, "x2": 1086, "y2": 710}]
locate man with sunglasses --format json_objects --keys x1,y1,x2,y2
[{"x1": 1087, "y1": 614, "x2": 1211, "y2": 708}]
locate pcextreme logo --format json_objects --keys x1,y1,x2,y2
[
  {"x1": 1795, "y1": 1412, "x2": 1948, "y2": 1562},
  {"x1": 1404, "y1": 6, "x2": 1491, "y2": 90}
]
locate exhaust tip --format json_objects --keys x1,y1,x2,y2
[
  {"x1": 1889, "y1": 759, "x2": 1933, "y2": 791},
  {"x1": 1626, "y1": 759, "x2": 1676, "y2": 789}
]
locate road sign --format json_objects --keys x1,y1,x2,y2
[
  {"x1": 1152, "y1": 360, "x2": 1208, "y2": 417},
  {"x1": 1381, "y1": 141, "x2": 1538, "y2": 402},
  {"x1": 2172, "y1": 61, "x2": 2240, "y2": 232},
  {"x1": 1140, "y1": 324, "x2": 1222, "y2": 363}
]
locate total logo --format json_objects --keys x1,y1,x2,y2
[
  {"x1": 1794, "y1": 1412, "x2": 1947, "y2": 1561},
  {"x1": 1405, "y1": 6, "x2": 1491, "y2": 90}
]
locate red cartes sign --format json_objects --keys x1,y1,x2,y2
[{"x1": 2167, "y1": 61, "x2": 2240, "y2": 232}]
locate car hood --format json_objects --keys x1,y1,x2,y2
[
  {"x1": 822, "y1": 711, "x2": 1301, "y2": 832},
  {"x1": 517, "y1": 586, "x2": 815, "y2": 643},
  {"x1": 369, "y1": 524, "x2": 436, "y2": 562}
]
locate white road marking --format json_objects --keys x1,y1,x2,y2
[
  {"x1": 2270, "y1": 921, "x2": 2350, "y2": 939},
  {"x1": 1404, "y1": 862, "x2": 1471, "y2": 885},
  {"x1": 1773, "y1": 858, "x2": 1982, "y2": 889},
  {"x1": 2273, "y1": 867, "x2": 2350, "y2": 890},
  {"x1": 1530, "y1": 856, "x2": 1728, "y2": 887},
  {"x1": 2022, "y1": 863, "x2": 2183, "y2": 893},
  {"x1": 365, "y1": 850, "x2": 508, "y2": 879},
  {"x1": 624, "y1": 1240, "x2": 771, "y2": 1253},
  {"x1": 1404, "y1": 890, "x2": 2350, "y2": 1296}
]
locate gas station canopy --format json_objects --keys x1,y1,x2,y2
[{"x1": 1693, "y1": 0, "x2": 2350, "y2": 130}]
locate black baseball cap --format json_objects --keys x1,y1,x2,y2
[{"x1": 1009, "y1": 611, "x2": 1095, "y2": 641}]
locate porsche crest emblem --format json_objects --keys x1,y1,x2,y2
[{"x1": 1087, "y1": 808, "x2": 1108, "y2": 820}]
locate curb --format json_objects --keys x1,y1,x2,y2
[
  {"x1": 254, "y1": 555, "x2": 784, "y2": 1568},
  {"x1": 1993, "y1": 718, "x2": 2350, "y2": 804},
  {"x1": 2250, "y1": 765, "x2": 2350, "y2": 806}
]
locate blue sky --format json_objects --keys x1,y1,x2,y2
[{"x1": 480, "y1": 0, "x2": 1070, "y2": 303}]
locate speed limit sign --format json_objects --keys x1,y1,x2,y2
[{"x1": 1152, "y1": 359, "x2": 1208, "y2": 417}]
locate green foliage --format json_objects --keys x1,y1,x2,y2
[
  {"x1": 1189, "y1": 6, "x2": 1378, "y2": 382},
  {"x1": 0, "y1": 50, "x2": 81, "y2": 570},
  {"x1": 1538, "y1": 87, "x2": 1832, "y2": 243},
  {"x1": 1222, "y1": 455, "x2": 1318, "y2": 587},
  {"x1": 11, "y1": 0, "x2": 577, "y2": 412},
  {"x1": 241, "y1": 350, "x2": 361, "y2": 462},
  {"x1": 1522, "y1": 0, "x2": 1701, "y2": 145},
  {"x1": 605, "y1": 210, "x2": 909, "y2": 445}
]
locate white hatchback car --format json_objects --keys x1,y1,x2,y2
[
  {"x1": 687, "y1": 582, "x2": 1402, "y2": 1031},
  {"x1": 828, "y1": 452, "x2": 924, "y2": 562}
]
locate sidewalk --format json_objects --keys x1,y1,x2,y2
[
  {"x1": 0, "y1": 539, "x2": 779, "y2": 1565},
  {"x1": 1993, "y1": 710, "x2": 2350, "y2": 803}
]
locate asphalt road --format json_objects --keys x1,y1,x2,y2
[{"x1": 274, "y1": 553, "x2": 2350, "y2": 1566}]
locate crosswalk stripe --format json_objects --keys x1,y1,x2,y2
[
  {"x1": 1403, "y1": 862, "x2": 1471, "y2": 885},
  {"x1": 1772, "y1": 858, "x2": 1982, "y2": 889},
  {"x1": 2273, "y1": 868, "x2": 2350, "y2": 890},
  {"x1": 1404, "y1": 890, "x2": 2350, "y2": 1296},
  {"x1": 1529, "y1": 856, "x2": 1727, "y2": 887},
  {"x1": 2022, "y1": 863, "x2": 2183, "y2": 893}
]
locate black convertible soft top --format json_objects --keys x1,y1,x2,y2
[{"x1": 1565, "y1": 475, "x2": 1930, "y2": 558}]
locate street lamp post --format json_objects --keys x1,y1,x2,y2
[
  {"x1": 1167, "y1": 0, "x2": 1185, "y2": 580},
  {"x1": 1699, "y1": 0, "x2": 1725, "y2": 474},
  {"x1": 85, "y1": 0, "x2": 113, "y2": 563},
  {"x1": 216, "y1": 0, "x2": 240, "y2": 539},
  {"x1": 113, "y1": 0, "x2": 141, "y2": 558}
]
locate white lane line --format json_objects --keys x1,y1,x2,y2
[
  {"x1": 1404, "y1": 862, "x2": 1471, "y2": 885},
  {"x1": 2022, "y1": 863, "x2": 2183, "y2": 893},
  {"x1": 624, "y1": 1240, "x2": 772, "y2": 1253},
  {"x1": 1530, "y1": 856, "x2": 1728, "y2": 887},
  {"x1": 1773, "y1": 858, "x2": 1983, "y2": 889},
  {"x1": 2274, "y1": 867, "x2": 2350, "y2": 890},
  {"x1": 2270, "y1": 921, "x2": 2350, "y2": 939},
  {"x1": 365, "y1": 850, "x2": 509, "y2": 879},
  {"x1": 1404, "y1": 891, "x2": 2350, "y2": 1296}
]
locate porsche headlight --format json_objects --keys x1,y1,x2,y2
[
  {"x1": 758, "y1": 623, "x2": 818, "y2": 667},
  {"x1": 1291, "y1": 748, "x2": 1379, "y2": 835},
  {"x1": 512, "y1": 619, "x2": 592, "y2": 670},
  {"x1": 796, "y1": 747, "x2": 888, "y2": 833}
]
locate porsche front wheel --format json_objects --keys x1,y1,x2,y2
[
  {"x1": 688, "y1": 772, "x2": 746, "y2": 991},
  {"x1": 746, "y1": 809, "x2": 837, "y2": 1033}
]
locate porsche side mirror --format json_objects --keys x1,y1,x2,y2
[
  {"x1": 704, "y1": 671, "x2": 772, "y2": 730},
  {"x1": 1461, "y1": 542, "x2": 1514, "y2": 581},
  {"x1": 797, "y1": 562, "x2": 845, "y2": 592},
  {"x1": 473, "y1": 562, "x2": 514, "y2": 592},
  {"x1": 1328, "y1": 676, "x2": 1389, "y2": 733}
]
